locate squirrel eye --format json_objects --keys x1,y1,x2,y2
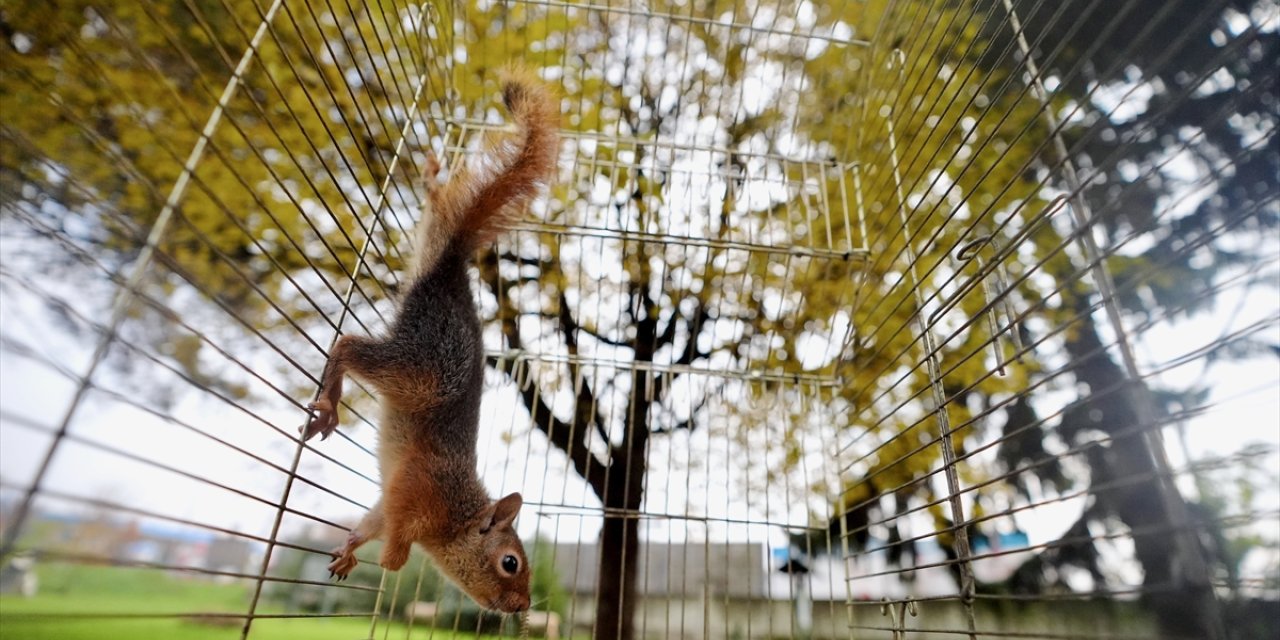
[{"x1": 501, "y1": 554, "x2": 519, "y2": 574}]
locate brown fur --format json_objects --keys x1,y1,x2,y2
[
  {"x1": 411, "y1": 67, "x2": 561, "y2": 278},
  {"x1": 300, "y1": 69, "x2": 559, "y2": 614}
]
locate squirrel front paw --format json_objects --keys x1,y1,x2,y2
[
  {"x1": 300, "y1": 398, "x2": 338, "y2": 441},
  {"x1": 326, "y1": 529, "x2": 367, "y2": 580},
  {"x1": 327, "y1": 545, "x2": 358, "y2": 581}
]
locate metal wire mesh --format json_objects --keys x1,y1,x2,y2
[{"x1": 0, "y1": 1, "x2": 1276, "y2": 639}]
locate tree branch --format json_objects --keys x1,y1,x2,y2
[
  {"x1": 558, "y1": 293, "x2": 630, "y2": 347},
  {"x1": 653, "y1": 300, "x2": 711, "y2": 398},
  {"x1": 490, "y1": 355, "x2": 609, "y2": 500},
  {"x1": 555, "y1": 292, "x2": 615, "y2": 450},
  {"x1": 482, "y1": 253, "x2": 610, "y2": 500},
  {"x1": 650, "y1": 389, "x2": 712, "y2": 434},
  {"x1": 497, "y1": 251, "x2": 552, "y2": 269}
]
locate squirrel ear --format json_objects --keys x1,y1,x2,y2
[
  {"x1": 491, "y1": 492, "x2": 523, "y2": 529},
  {"x1": 478, "y1": 492, "x2": 523, "y2": 533}
]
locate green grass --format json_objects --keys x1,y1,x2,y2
[
  {"x1": 0, "y1": 564, "x2": 515, "y2": 640},
  {"x1": 2, "y1": 562, "x2": 247, "y2": 615},
  {"x1": 0, "y1": 615, "x2": 517, "y2": 640}
]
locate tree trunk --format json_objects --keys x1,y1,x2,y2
[
  {"x1": 591, "y1": 423, "x2": 647, "y2": 640},
  {"x1": 589, "y1": 284, "x2": 659, "y2": 639},
  {"x1": 593, "y1": 506, "x2": 642, "y2": 640},
  {"x1": 1063, "y1": 308, "x2": 1222, "y2": 638}
]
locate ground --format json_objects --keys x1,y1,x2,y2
[{"x1": 0, "y1": 563, "x2": 513, "y2": 640}]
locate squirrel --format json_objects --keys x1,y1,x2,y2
[{"x1": 299, "y1": 68, "x2": 560, "y2": 614}]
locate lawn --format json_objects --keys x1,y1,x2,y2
[
  {"x1": 0, "y1": 615, "x2": 515, "y2": 640},
  {"x1": 0, "y1": 564, "x2": 517, "y2": 640}
]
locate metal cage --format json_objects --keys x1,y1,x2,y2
[{"x1": 1, "y1": 1, "x2": 1276, "y2": 639}]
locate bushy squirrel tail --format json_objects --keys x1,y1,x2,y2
[{"x1": 412, "y1": 68, "x2": 560, "y2": 278}]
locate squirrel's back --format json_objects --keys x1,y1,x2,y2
[{"x1": 388, "y1": 70, "x2": 560, "y2": 455}]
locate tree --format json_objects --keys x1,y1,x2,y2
[
  {"x1": 440, "y1": 5, "x2": 885, "y2": 625},
  {"x1": 444, "y1": 2, "x2": 841, "y2": 636},
  {"x1": 4, "y1": 1, "x2": 1273, "y2": 638},
  {"x1": 985, "y1": 2, "x2": 1277, "y2": 636},
  {"x1": 4, "y1": 2, "x2": 821, "y2": 637},
  {"x1": 1, "y1": 0, "x2": 428, "y2": 399},
  {"x1": 792, "y1": 2, "x2": 1276, "y2": 638}
]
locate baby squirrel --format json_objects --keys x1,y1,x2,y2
[{"x1": 300, "y1": 69, "x2": 560, "y2": 614}]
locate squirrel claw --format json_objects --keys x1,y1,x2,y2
[
  {"x1": 301, "y1": 399, "x2": 339, "y2": 442},
  {"x1": 327, "y1": 547, "x2": 358, "y2": 580},
  {"x1": 423, "y1": 152, "x2": 441, "y2": 184}
]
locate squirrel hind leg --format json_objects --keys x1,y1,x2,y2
[
  {"x1": 302, "y1": 334, "x2": 394, "y2": 441},
  {"x1": 328, "y1": 501, "x2": 385, "y2": 580},
  {"x1": 315, "y1": 334, "x2": 443, "y2": 415},
  {"x1": 301, "y1": 335, "x2": 360, "y2": 441}
]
